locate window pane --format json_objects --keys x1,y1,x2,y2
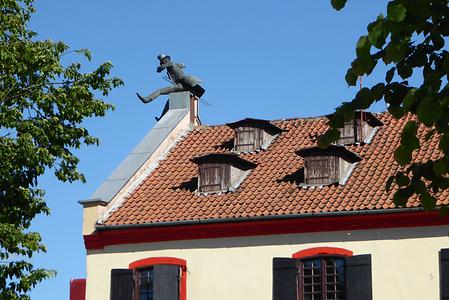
[
  {"x1": 138, "y1": 267, "x2": 154, "y2": 300},
  {"x1": 325, "y1": 258, "x2": 345, "y2": 300},
  {"x1": 302, "y1": 259, "x2": 322, "y2": 300}
]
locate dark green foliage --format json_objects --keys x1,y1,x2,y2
[
  {"x1": 0, "y1": 0, "x2": 123, "y2": 298},
  {"x1": 323, "y1": 0, "x2": 449, "y2": 211}
]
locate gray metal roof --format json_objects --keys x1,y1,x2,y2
[{"x1": 83, "y1": 92, "x2": 191, "y2": 203}]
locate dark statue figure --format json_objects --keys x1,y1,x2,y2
[{"x1": 136, "y1": 54, "x2": 205, "y2": 103}]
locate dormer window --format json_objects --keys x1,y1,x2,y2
[
  {"x1": 331, "y1": 111, "x2": 383, "y2": 145},
  {"x1": 191, "y1": 153, "x2": 256, "y2": 193},
  {"x1": 234, "y1": 127, "x2": 264, "y2": 151},
  {"x1": 296, "y1": 145, "x2": 362, "y2": 186},
  {"x1": 198, "y1": 163, "x2": 230, "y2": 193},
  {"x1": 226, "y1": 118, "x2": 284, "y2": 152}
]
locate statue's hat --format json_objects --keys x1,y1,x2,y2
[{"x1": 157, "y1": 54, "x2": 170, "y2": 61}]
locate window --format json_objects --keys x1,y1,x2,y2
[
  {"x1": 110, "y1": 257, "x2": 187, "y2": 300},
  {"x1": 304, "y1": 156, "x2": 339, "y2": 185},
  {"x1": 298, "y1": 256, "x2": 346, "y2": 300},
  {"x1": 332, "y1": 111, "x2": 383, "y2": 145},
  {"x1": 226, "y1": 118, "x2": 284, "y2": 152},
  {"x1": 198, "y1": 163, "x2": 230, "y2": 192},
  {"x1": 191, "y1": 153, "x2": 257, "y2": 193},
  {"x1": 337, "y1": 120, "x2": 359, "y2": 145},
  {"x1": 273, "y1": 247, "x2": 372, "y2": 300},
  {"x1": 234, "y1": 126, "x2": 264, "y2": 151},
  {"x1": 296, "y1": 146, "x2": 362, "y2": 186}
]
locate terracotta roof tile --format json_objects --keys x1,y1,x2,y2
[{"x1": 103, "y1": 113, "x2": 447, "y2": 226}]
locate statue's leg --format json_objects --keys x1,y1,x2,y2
[{"x1": 139, "y1": 84, "x2": 185, "y2": 103}]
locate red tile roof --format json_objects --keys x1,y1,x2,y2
[{"x1": 103, "y1": 113, "x2": 448, "y2": 226}]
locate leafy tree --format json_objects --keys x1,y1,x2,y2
[
  {"x1": 0, "y1": 0, "x2": 123, "y2": 298},
  {"x1": 321, "y1": 0, "x2": 449, "y2": 211}
]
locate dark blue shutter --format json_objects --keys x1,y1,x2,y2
[
  {"x1": 441, "y1": 248, "x2": 449, "y2": 300},
  {"x1": 110, "y1": 269, "x2": 134, "y2": 300},
  {"x1": 272, "y1": 258, "x2": 297, "y2": 300},
  {"x1": 153, "y1": 264, "x2": 180, "y2": 300},
  {"x1": 345, "y1": 254, "x2": 372, "y2": 300}
]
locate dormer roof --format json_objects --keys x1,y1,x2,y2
[
  {"x1": 325, "y1": 111, "x2": 384, "y2": 127},
  {"x1": 226, "y1": 117, "x2": 285, "y2": 134},
  {"x1": 296, "y1": 145, "x2": 362, "y2": 163},
  {"x1": 191, "y1": 153, "x2": 257, "y2": 170}
]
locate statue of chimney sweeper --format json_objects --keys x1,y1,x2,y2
[{"x1": 136, "y1": 54, "x2": 205, "y2": 103}]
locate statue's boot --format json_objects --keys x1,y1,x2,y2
[
  {"x1": 136, "y1": 92, "x2": 156, "y2": 104},
  {"x1": 137, "y1": 85, "x2": 185, "y2": 104}
]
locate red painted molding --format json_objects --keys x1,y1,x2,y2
[
  {"x1": 292, "y1": 247, "x2": 353, "y2": 259},
  {"x1": 129, "y1": 257, "x2": 187, "y2": 300},
  {"x1": 84, "y1": 211, "x2": 449, "y2": 250},
  {"x1": 69, "y1": 278, "x2": 86, "y2": 300}
]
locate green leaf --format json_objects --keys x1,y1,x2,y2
[
  {"x1": 356, "y1": 36, "x2": 376, "y2": 74},
  {"x1": 440, "y1": 134, "x2": 449, "y2": 153},
  {"x1": 387, "y1": 2, "x2": 407, "y2": 22},
  {"x1": 385, "y1": 41, "x2": 409, "y2": 62},
  {"x1": 401, "y1": 133, "x2": 420, "y2": 152},
  {"x1": 416, "y1": 97, "x2": 442, "y2": 126},
  {"x1": 318, "y1": 128, "x2": 341, "y2": 148},
  {"x1": 367, "y1": 16, "x2": 384, "y2": 48},
  {"x1": 397, "y1": 61, "x2": 413, "y2": 79},
  {"x1": 394, "y1": 145, "x2": 412, "y2": 166},
  {"x1": 393, "y1": 186, "x2": 414, "y2": 206},
  {"x1": 345, "y1": 68, "x2": 358, "y2": 86},
  {"x1": 387, "y1": 104, "x2": 404, "y2": 118},
  {"x1": 412, "y1": 178, "x2": 427, "y2": 194},
  {"x1": 402, "y1": 89, "x2": 417, "y2": 111},
  {"x1": 433, "y1": 158, "x2": 449, "y2": 176},
  {"x1": 401, "y1": 121, "x2": 419, "y2": 153},
  {"x1": 439, "y1": 206, "x2": 449, "y2": 217},
  {"x1": 431, "y1": 33, "x2": 445, "y2": 50},
  {"x1": 420, "y1": 193, "x2": 436, "y2": 211},
  {"x1": 385, "y1": 67, "x2": 395, "y2": 83},
  {"x1": 331, "y1": 0, "x2": 347, "y2": 10},
  {"x1": 386, "y1": 175, "x2": 395, "y2": 192},
  {"x1": 371, "y1": 83, "x2": 385, "y2": 101},
  {"x1": 395, "y1": 173, "x2": 410, "y2": 186},
  {"x1": 354, "y1": 87, "x2": 373, "y2": 109}
]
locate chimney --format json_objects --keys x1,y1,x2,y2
[
  {"x1": 190, "y1": 95, "x2": 201, "y2": 126},
  {"x1": 80, "y1": 91, "x2": 199, "y2": 235}
]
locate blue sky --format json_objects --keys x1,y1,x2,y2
[{"x1": 27, "y1": 1, "x2": 390, "y2": 298}]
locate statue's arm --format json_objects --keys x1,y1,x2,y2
[
  {"x1": 176, "y1": 63, "x2": 186, "y2": 69},
  {"x1": 157, "y1": 61, "x2": 174, "y2": 73}
]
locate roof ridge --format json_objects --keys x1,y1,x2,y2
[{"x1": 195, "y1": 111, "x2": 389, "y2": 128}]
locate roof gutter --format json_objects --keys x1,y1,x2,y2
[{"x1": 95, "y1": 207, "x2": 425, "y2": 231}]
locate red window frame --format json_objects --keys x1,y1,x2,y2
[
  {"x1": 129, "y1": 257, "x2": 187, "y2": 300},
  {"x1": 292, "y1": 247, "x2": 353, "y2": 300}
]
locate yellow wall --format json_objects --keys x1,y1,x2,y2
[{"x1": 85, "y1": 225, "x2": 449, "y2": 300}]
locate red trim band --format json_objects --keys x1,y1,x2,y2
[
  {"x1": 84, "y1": 211, "x2": 449, "y2": 250},
  {"x1": 292, "y1": 247, "x2": 353, "y2": 259},
  {"x1": 129, "y1": 257, "x2": 186, "y2": 300}
]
